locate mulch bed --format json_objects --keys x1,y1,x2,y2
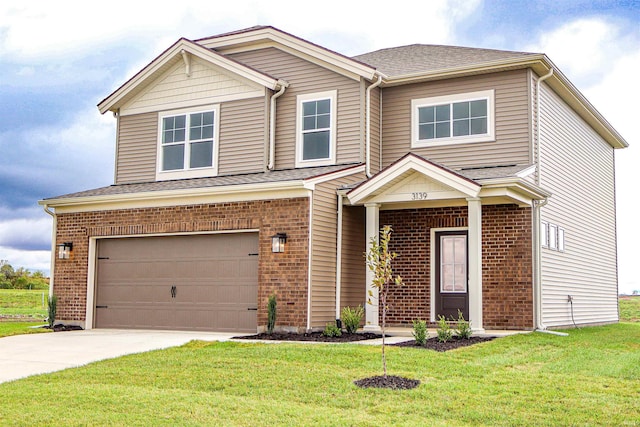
[
  {"x1": 48, "y1": 324, "x2": 84, "y2": 332},
  {"x1": 353, "y1": 375, "x2": 420, "y2": 390},
  {"x1": 234, "y1": 331, "x2": 380, "y2": 342},
  {"x1": 392, "y1": 336, "x2": 496, "y2": 352}
]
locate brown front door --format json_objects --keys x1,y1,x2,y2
[{"x1": 435, "y1": 230, "x2": 469, "y2": 320}]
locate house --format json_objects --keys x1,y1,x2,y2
[{"x1": 39, "y1": 26, "x2": 627, "y2": 333}]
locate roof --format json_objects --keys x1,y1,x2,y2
[
  {"x1": 42, "y1": 164, "x2": 362, "y2": 201},
  {"x1": 353, "y1": 44, "x2": 538, "y2": 78}
]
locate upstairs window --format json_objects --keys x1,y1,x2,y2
[
  {"x1": 157, "y1": 105, "x2": 219, "y2": 180},
  {"x1": 411, "y1": 90, "x2": 495, "y2": 147},
  {"x1": 296, "y1": 90, "x2": 336, "y2": 167}
]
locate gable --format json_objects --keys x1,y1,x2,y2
[{"x1": 121, "y1": 55, "x2": 265, "y2": 116}]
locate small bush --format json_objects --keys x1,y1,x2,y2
[
  {"x1": 267, "y1": 294, "x2": 277, "y2": 334},
  {"x1": 47, "y1": 295, "x2": 58, "y2": 328},
  {"x1": 455, "y1": 309, "x2": 472, "y2": 339},
  {"x1": 412, "y1": 319, "x2": 428, "y2": 345},
  {"x1": 323, "y1": 322, "x2": 342, "y2": 337},
  {"x1": 341, "y1": 305, "x2": 364, "y2": 334},
  {"x1": 436, "y1": 315, "x2": 453, "y2": 343}
]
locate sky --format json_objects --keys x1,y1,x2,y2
[{"x1": 0, "y1": 0, "x2": 638, "y2": 294}]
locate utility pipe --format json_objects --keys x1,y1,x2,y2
[
  {"x1": 365, "y1": 74, "x2": 383, "y2": 178},
  {"x1": 268, "y1": 81, "x2": 288, "y2": 170},
  {"x1": 41, "y1": 204, "x2": 56, "y2": 298}
]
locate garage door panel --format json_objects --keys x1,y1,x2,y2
[{"x1": 95, "y1": 233, "x2": 258, "y2": 332}]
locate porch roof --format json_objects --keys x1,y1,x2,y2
[{"x1": 346, "y1": 154, "x2": 550, "y2": 208}]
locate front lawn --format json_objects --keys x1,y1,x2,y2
[
  {"x1": 0, "y1": 322, "x2": 49, "y2": 338},
  {"x1": 0, "y1": 323, "x2": 638, "y2": 426}
]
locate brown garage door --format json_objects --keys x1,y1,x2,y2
[{"x1": 94, "y1": 233, "x2": 258, "y2": 332}]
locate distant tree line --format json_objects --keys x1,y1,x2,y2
[{"x1": 0, "y1": 260, "x2": 49, "y2": 290}]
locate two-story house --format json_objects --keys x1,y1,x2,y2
[{"x1": 40, "y1": 26, "x2": 627, "y2": 333}]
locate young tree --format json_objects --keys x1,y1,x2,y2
[{"x1": 365, "y1": 225, "x2": 403, "y2": 378}]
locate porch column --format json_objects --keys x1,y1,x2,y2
[
  {"x1": 363, "y1": 202, "x2": 381, "y2": 331},
  {"x1": 467, "y1": 197, "x2": 485, "y2": 333}
]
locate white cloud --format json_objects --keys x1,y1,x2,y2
[
  {"x1": 0, "y1": 246, "x2": 51, "y2": 274},
  {"x1": 0, "y1": 217, "x2": 51, "y2": 251}
]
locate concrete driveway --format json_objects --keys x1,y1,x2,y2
[{"x1": 0, "y1": 329, "x2": 242, "y2": 384}]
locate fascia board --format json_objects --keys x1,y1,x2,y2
[
  {"x1": 478, "y1": 177, "x2": 552, "y2": 200},
  {"x1": 302, "y1": 165, "x2": 365, "y2": 190},
  {"x1": 199, "y1": 27, "x2": 377, "y2": 81},
  {"x1": 98, "y1": 39, "x2": 280, "y2": 114},
  {"x1": 39, "y1": 180, "x2": 308, "y2": 210}
]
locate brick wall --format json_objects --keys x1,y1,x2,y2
[
  {"x1": 53, "y1": 198, "x2": 310, "y2": 331},
  {"x1": 379, "y1": 204, "x2": 533, "y2": 330}
]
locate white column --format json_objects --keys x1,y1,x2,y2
[
  {"x1": 467, "y1": 197, "x2": 484, "y2": 333},
  {"x1": 364, "y1": 203, "x2": 381, "y2": 331}
]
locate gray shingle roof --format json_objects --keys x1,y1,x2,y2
[
  {"x1": 352, "y1": 44, "x2": 538, "y2": 78},
  {"x1": 457, "y1": 164, "x2": 534, "y2": 180},
  {"x1": 44, "y1": 164, "x2": 361, "y2": 200}
]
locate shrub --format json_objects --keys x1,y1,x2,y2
[
  {"x1": 323, "y1": 322, "x2": 342, "y2": 337},
  {"x1": 436, "y1": 315, "x2": 453, "y2": 343},
  {"x1": 412, "y1": 319, "x2": 428, "y2": 345},
  {"x1": 341, "y1": 305, "x2": 364, "y2": 334},
  {"x1": 267, "y1": 294, "x2": 277, "y2": 335},
  {"x1": 47, "y1": 295, "x2": 58, "y2": 328},
  {"x1": 455, "y1": 309, "x2": 473, "y2": 339}
]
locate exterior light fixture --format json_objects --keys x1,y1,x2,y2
[
  {"x1": 57, "y1": 242, "x2": 73, "y2": 259},
  {"x1": 271, "y1": 233, "x2": 287, "y2": 253}
]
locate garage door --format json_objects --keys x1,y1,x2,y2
[{"x1": 94, "y1": 233, "x2": 258, "y2": 332}]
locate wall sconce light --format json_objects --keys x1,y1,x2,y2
[
  {"x1": 271, "y1": 233, "x2": 287, "y2": 253},
  {"x1": 57, "y1": 242, "x2": 73, "y2": 259}
]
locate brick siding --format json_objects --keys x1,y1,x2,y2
[
  {"x1": 53, "y1": 198, "x2": 310, "y2": 331},
  {"x1": 379, "y1": 204, "x2": 533, "y2": 330}
]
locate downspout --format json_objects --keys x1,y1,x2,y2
[
  {"x1": 42, "y1": 204, "x2": 56, "y2": 298},
  {"x1": 534, "y1": 68, "x2": 553, "y2": 331},
  {"x1": 365, "y1": 74, "x2": 383, "y2": 178},
  {"x1": 335, "y1": 192, "x2": 344, "y2": 321},
  {"x1": 268, "y1": 81, "x2": 288, "y2": 170}
]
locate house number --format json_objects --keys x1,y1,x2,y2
[{"x1": 411, "y1": 192, "x2": 428, "y2": 200}]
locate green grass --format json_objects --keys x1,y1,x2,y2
[
  {"x1": 620, "y1": 296, "x2": 640, "y2": 322},
  {"x1": 0, "y1": 289, "x2": 48, "y2": 319},
  {"x1": 0, "y1": 322, "x2": 49, "y2": 338},
  {"x1": 0, "y1": 324, "x2": 638, "y2": 426}
]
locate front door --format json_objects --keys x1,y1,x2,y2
[{"x1": 435, "y1": 230, "x2": 469, "y2": 320}]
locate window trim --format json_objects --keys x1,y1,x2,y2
[
  {"x1": 411, "y1": 90, "x2": 495, "y2": 148},
  {"x1": 156, "y1": 105, "x2": 220, "y2": 181},
  {"x1": 295, "y1": 90, "x2": 337, "y2": 168}
]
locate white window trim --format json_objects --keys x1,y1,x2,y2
[
  {"x1": 411, "y1": 89, "x2": 495, "y2": 148},
  {"x1": 541, "y1": 221, "x2": 549, "y2": 248},
  {"x1": 295, "y1": 90, "x2": 337, "y2": 168},
  {"x1": 156, "y1": 105, "x2": 220, "y2": 181}
]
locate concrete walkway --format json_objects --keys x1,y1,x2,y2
[{"x1": 0, "y1": 329, "x2": 242, "y2": 384}]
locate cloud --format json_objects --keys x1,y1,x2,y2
[
  {"x1": 0, "y1": 246, "x2": 51, "y2": 274},
  {"x1": 0, "y1": 217, "x2": 51, "y2": 251}
]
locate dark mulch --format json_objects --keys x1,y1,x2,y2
[
  {"x1": 354, "y1": 375, "x2": 420, "y2": 390},
  {"x1": 234, "y1": 331, "x2": 380, "y2": 342},
  {"x1": 47, "y1": 324, "x2": 84, "y2": 332},
  {"x1": 392, "y1": 336, "x2": 496, "y2": 352}
]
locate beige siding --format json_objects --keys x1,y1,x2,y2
[
  {"x1": 121, "y1": 56, "x2": 264, "y2": 116},
  {"x1": 368, "y1": 85, "x2": 381, "y2": 174},
  {"x1": 309, "y1": 171, "x2": 366, "y2": 327},
  {"x1": 230, "y1": 48, "x2": 363, "y2": 169},
  {"x1": 340, "y1": 205, "x2": 366, "y2": 310},
  {"x1": 218, "y1": 97, "x2": 267, "y2": 175},
  {"x1": 381, "y1": 69, "x2": 531, "y2": 169},
  {"x1": 115, "y1": 112, "x2": 157, "y2": 184},
  {"x1": 539, "y1": 83, "x2": 618, "y2": 327}
]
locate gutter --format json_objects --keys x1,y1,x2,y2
[
  {"x1": 268, "y1": 81, "x2": 288, "y2": 170},
  {"x1": 365, "y1": 74, "x2": 383, "y2": 178},
  {"x1": 41, "y1": 204, "x2": 56, "y2": 298}
]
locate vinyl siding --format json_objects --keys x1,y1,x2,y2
[
  {"x1": 121, "y1": 56, "x2": 264, "y2": 116},
  {"x1": 309, "y1": 171, "x2": 366, "y2": 327},
  {"x1": 368, "y1": 85, "x2": 381, "y2": 174},
  {"x1": 115, "y1": 112, "x2": 157, "y2": 184},
  {"x1": 340, "y1": 205, "x2": 366, "y2": 311},
  {"x1": 539, "y1": 83, "x2": 618, "y2": 327},
  {"x1": 229, "y1": 48, "x2": 363, "y2": 170},
  {"x1": 218, "y1": 97, "x2": 267, "y2": 175},
  {"x1": 381, "y1": 69, "x2": 531, "y2": 169}
]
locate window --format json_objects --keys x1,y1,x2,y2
[
  {"x1": 411, "y1": 90, "x2": 495, "y2": 147},
  {"x1": 157, "y1": 105, "x2": 219, "y2": 180},
  {"x1": 440, "y1": 235, "x2": 467, "y2": 293},
  {"x1": 541, "y1": 220, "x2": 565, "y2": 252},
  {"x1": 541, "y1": 221, "x2": 549, "y2": 248},
  {"x1": 296, "y1": 91, "x2": 336, "y2": 167}
]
